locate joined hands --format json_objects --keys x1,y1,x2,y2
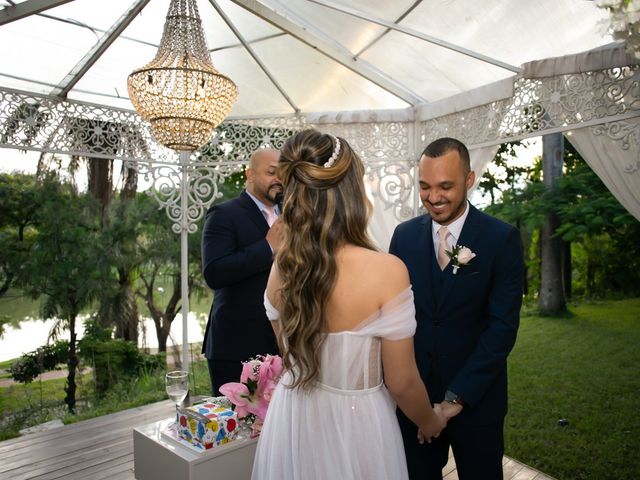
[{"x1": 417, "y1": 401, "x2": 463, "y2": 444}]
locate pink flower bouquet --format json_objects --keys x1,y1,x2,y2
[{"x1": 219, "y1": 354, "x2": 283, "y2": 436}]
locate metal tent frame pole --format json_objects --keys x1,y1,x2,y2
[{"x1": 179, "y1": 151, "x2": 190, "y2": 372}]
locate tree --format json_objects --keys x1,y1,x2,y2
[
  {"x1": 539, "y1": 133, "x2": 566, "y2": 314},
  {"x1": 482, "y1": 137, "x2": 639, "y2": 301},
  {"x1": 135, "y1": 199, "x2": 205, "y2": 355},
  {"x1": 19, "y1": 177, "x2": 107, "y2": 413},
  {"x1": 96, "y1": 198, "x2": 143, "y2": 342},
  {"x1": 36, "y1": 120, "x2": 140, "y2": 342},
  {"x1": 479, "y1": 141, "x2": 540, "y2": 296},
  {"x1": 136, "y1": 170, "x2": 245, "y2": 354},
  {"x1": 553, "y1": 140, "x2": 639, "y2": 296},
  {"x1": 0, "y1": 172, "x2": 40, "y2": 297},
  {"x1": 479, "y1": 141, "x2": 531, "y2": 207}
]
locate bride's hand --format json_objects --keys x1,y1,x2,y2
[
  {"x1": 417, "y1": 404, "x2": 448, "y2": 444},
  {"x1": 417, "y1": 428, "x2": 437, "y2": 444}
]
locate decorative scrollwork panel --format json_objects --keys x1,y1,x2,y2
[
  {"x1": 420, "y1": 66, "x2": 640, "y2": 146},
  {"x1": 366, "y1": 159, "x2": 417, "y2": 221},
  {"x1": 0, "y1": 87, "x2": 179, "y2": 163},
  {"x1": 309, "y1": 121, "x2": 417, "y2": 221},
  {"x1": 128, "y1": 158, "x2": 246, "y2": 233},
  {"x1": 3, "y1": 62, "x2": 638, "y2": 232}
]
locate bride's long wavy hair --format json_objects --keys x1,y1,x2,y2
[{"x1": 276, "y1": 129, "x2": 376, "y2": 389}]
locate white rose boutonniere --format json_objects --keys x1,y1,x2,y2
[{"x1": 446, "y1": 245, "x2": 476, "y2": 274}]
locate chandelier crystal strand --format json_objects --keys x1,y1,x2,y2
[{"x1": 127, "y1": 0, "x2": 238, "y2": 151}]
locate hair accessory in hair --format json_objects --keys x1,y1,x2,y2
[{"x1": 323, "y1": 136, "x2": 341, "y2": 168}]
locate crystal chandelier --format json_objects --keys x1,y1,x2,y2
[{"x1": 127, "y1": 0, "x2": 238, "y2": 151}]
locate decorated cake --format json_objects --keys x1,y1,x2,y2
[{"x1": 176, "y1": 397, "x2": 238, "y2": 450}]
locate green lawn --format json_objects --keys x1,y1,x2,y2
[
  {"x1": 0, "y1": 359, "x2": 13, "y2": 379},
  {"x1": 505, "y1": 297, "x2": 640, "y2": 480}
]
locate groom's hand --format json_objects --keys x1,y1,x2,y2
[{"x1": 436, "y1": 401, "x2": 463, "y2": 420}]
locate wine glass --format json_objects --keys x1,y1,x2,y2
[{"x1": 165, "y1": 370, "x2": 189, "y2": 409}]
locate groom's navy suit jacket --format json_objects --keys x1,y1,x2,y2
[
  {"x1": 201, "y1": 190, "x2": 278, "y2": 363},
  {"x1": 389, "y1": 204, "x2": 523, "y2": 426}
]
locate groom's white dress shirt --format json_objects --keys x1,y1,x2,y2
[{"x1": 431, "y1": 201, "x2": 471, "y2": 257}]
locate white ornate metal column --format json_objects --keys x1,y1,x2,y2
[{"x1": 179, "y1": 151, "x2": 190, "y2": 372}]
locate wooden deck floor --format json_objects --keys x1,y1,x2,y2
[{"x1": 0, "y1": 400, "x2": 554, "y2": 480}]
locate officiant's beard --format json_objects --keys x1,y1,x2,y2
[{"x1": 265, "y1": 184, "x2": 283, "y2": 204}]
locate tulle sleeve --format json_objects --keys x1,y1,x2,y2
[
  {"x1": 264, "y1": 292, "x2": 280, "y2": 321},
  {"x1": 356, "y1": 287, "x2": 416, "y2": 340}
]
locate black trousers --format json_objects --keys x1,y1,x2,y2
[
  {"x1": 400, "y1": 412, "x2": 504, "y2": 480},
  {"x1": 207, "y1": 359, "x2": 243, "y2": 396}
]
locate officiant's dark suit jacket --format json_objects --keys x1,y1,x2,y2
[
  {"x1": 201, "y1": 190, "x2": 278, "y2": 389},
  {"x1": 389, "y1": 204, "x2": 523, "y2": 470}
]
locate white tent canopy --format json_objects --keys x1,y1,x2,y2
[
  {"x1": 1, "y1": 0, "x2": 636, "y2": 226},
  {"x1": 0, "y1": 0, "x2": 616, "y2": 114},
  {"x1": 1, "y1": 0, "x2": 638, "y2": 369}
]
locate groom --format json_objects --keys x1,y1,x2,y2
[{"x1": 389, "y1": 137, "x2": 524, "y2": 479}]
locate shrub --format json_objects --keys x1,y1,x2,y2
[
  {"x1": 78, "y1": 319, "x2": 164, "y2": 395},
  {"x1": 9, "y1": 341, "x2": 69, "y2": 383}
]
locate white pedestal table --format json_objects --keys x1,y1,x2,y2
[{"x1": 133, "y1": 418, "x2": 258, "y2": 480}]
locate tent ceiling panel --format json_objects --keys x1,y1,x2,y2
[
  {"x1": 119, "y1": 0, "x2": 241, "y2": 55},
  {"x1": 209, "y1": 0, "x2": 284, "y2": 44},
  {"x1": 0, "y1": 0, "x2": 74, "y2": 26},
  {"x1": 23, "y1": 0, "x2": 135, "y2": 31},
  {"x1": 70, "y1": 36, "x2": 292, "y2": 115},
  {"x1": 258, "y1": 0, "x2": 394, "y2": 56},
  {"x1": 0, "y1": 0, "x2": 617, "y2": 116},
  {"x1": 400, "y1": 0, "x2": 610, "y2": 67},
  {"x1": 195, "y1": 41, "x2": 298, "y2": 116},
  {"x1": 67, "y1": 37, "x2": 160, "y2": 108},
  {"x1": 0, "y1": 14, "x2": 98, "y2": 93},
  {"x1": 361, "y1": 31, "x2": 514, "y2": 103},
  {"x1": 248, "y1": 35, "x2": 410, "y2": 114},
  {"x1": 117, "y1": 0, "x2": 284, "y2": 49}
]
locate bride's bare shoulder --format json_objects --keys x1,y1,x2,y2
[
  {"x1": 376, "y1": 251, "x2": 409, "y2": 284},
  {"x1": 359, "y1": 251, "x2": 410, "y2": 305},
  {"x1": 345, "y1": 247, "x2": 409, "y2": 285}
]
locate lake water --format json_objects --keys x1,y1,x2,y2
[
  {"x1": 0, "y1": 288, "x2": 212, "y2": 362},
  {"x1": 0, "y1": 313, "x2": 207, "y2": 362}
]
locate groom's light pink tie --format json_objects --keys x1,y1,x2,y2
[
  {"x1": 263, "y1": 206, "x2": 277, "y2": 227},
  {"x1": 437, "y1": 226, "x2": 450, "y2": 270}
]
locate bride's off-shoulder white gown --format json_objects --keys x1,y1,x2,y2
[{"x1": 251, "y1": 287, "x2": 416, "y2": 480}]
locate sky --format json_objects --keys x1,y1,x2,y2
[{"x1": 0, "y1": 148, "x2": 40, "y2": 174}]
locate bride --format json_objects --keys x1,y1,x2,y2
[{"x1": 251, "y1": 129, "x2": 446, "y2": 480}]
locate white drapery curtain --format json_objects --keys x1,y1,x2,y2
[
  {"x1": 469, "y1": 145, "x2": 500, "y2": 193},
  {"x1": 568, "y1": 118, "x2": 640, "y2": 221},
  {"x1": 366, "y1": 172, "x2": 415, "y2": 252}
]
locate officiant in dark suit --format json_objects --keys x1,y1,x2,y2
[
  {"x1": 389, "y1": 138, "x2": 524, "y2": 479},
  {"x1": 201, "y1": 148, "x2": 283, "y2": 395}
]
